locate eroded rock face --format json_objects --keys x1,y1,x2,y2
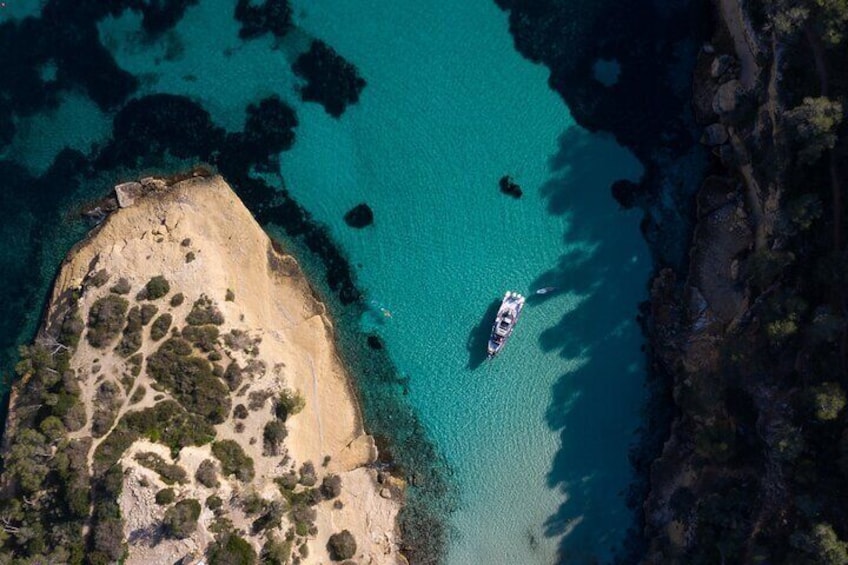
[{"x1": 344, "y1": 203, "x2": 374, "y2": 228}]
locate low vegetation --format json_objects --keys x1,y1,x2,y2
[
  {"x1": 146, "y1": 336, "x2": 231, "y2": 423},
  {"x1": 327, "y1": 530, "x2": 357, "y2": 561},
  {"x1": 144, "y1": 275, "x2": 171, "y2": 300},
  {"x1": 163, "y1": 499, "x2": 201, "y2": 539},
  {"x1": 134, "y1": 451, "x2": 188, "y2": 484},
  {"x1": 87, "y1": 295, "x2": 129, "y2": 347},
  {"x1": 186, "y1": 294, "x2": 225, "y2": 326},
  {"x1": 212, "y1": 440, "x2": 255, "y2": 482}
]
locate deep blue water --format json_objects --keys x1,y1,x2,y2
[{"x1": 0, "y1": 1, "x2": 650, "y2": 562}]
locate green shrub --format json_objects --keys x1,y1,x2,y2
[
  {"x1": 87, "y1": 269, "x2": 110, "y2": 288},
  {"x1": 263, "y1": 420, "x2": 288, "y2": 456},
  {"x1": 87, "y1": 295, "x2": 129, "y2": 348},
  {"x1": 809, "y1": 382, "x2": 847, "y2": 421},
  {"x1": 182, "y1": 324, "x2": 220, "y2": 352},
  {"x1": 110, "y1": 277, "x2": 131, "y2": 295},
  {"x1": 208, "y1": 532, "x2": 257, "y2": 565},
  {"x1": 299, "y1": 461, "x2": 317, "y2": 486},
  {"x1": 59, "y1": 307, "x2": 85, "y2": 349},
  {"x1": 130, "y1": 385, "x2": 146, "y2": 405},
  {"x1": 146, "y1": 337, "x2": 231, "y2": 423},
  {"x1": 276, "y1": 389, "x2": 305, "y2": 421},
  {"x1": 327, "y1": 530, "x2": 357, "y2": 561},
  {"x1": 115, "y1": 306, "x2": 144, "y2": 357},
  {"x1": 140, "y1": 304, "x2": 158, "y2": 325},
  {"x1": 163, "y1": 499, "x2": 201, "y2": 539},
  {"x1": 196, "y1": 459, "x2": 220, "y2": 488},
  {"x1": 206, "y1": 494, "x2": 223, "y2": 511},
  {"x1": 233, "y1": 404, "x2": 249, "y2": 419},
  {"x1": 144, "y1": 276, "x2": 171, "y2": 300},
  {"x1": 170, "y1": 292, "x2": 185, "y2": 307},
  {"x1": 150, "y1": 313, "x2": 172, "y2": 341},
  {"x1": 321, "y1": 474, "x2": 342, "y2": 500},
  {"x1": 212, "y1": 440, "x2": 255, "y2": 482},
  {"x1": 186, "y1": 295, "x2": 225, "y2": 326},
  {"x1": 156, "y1": 488, "x2": 176, "y2": 505},
  {"x1": 134, "y1": 452, "x2": 188, "y2": 484},
  {"x1": 94, "y1": 401, "x2": 215, "y2": 476},
  {"x1": 224, "y1": 362, "x2": 244, "y2": 391}
]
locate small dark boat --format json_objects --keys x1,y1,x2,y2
[{"x1": 487, "y1": 291, "x2": 525, "y2": 357}]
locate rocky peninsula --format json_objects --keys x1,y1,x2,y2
[{"x1": 0, "y1": 174, "x2": 403, "y2": 564}]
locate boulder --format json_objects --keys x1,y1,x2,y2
[
  {"x1": 344, "y1": 203, "x2": 374, "y2": 228},
  {"x1": 710, "y1": 54, "x2": 736, "y2": 79},
  {"x1": 712, "y1": 79, "x2": 742, "y2": 115},
  {"x1": 700, "y1": 123, "x2": 728, "y2": 146},
  {"x1": 499, "y1": 175, "x2": 522, "y2": 198},
  {"x1": 114, "y1": 182, "x2": 143, "y2": 208}
]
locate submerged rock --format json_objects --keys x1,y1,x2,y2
[
  {"x1": 293, "y1": 40, "x2": 367, "y2": 118},
  {"x1": 499, "y1": 175, "x2": 523, "y2": 198},
  {"x1": 344, "y1": 203, "x2": 374, "y2": 228}
]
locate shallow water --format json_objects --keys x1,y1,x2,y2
[
  {"x1": 278, "y1": 1, "x2": 650, "y2": 562},
  {"x1": 1, "y1": 0, "x2": 650, "y2": 562}
]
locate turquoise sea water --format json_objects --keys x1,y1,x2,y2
[{"x1": 3, "y1": 0, "x2": 650, "y2": 562}]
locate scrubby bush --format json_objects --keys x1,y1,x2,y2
[
  {"x1": 144, "y1": 275, "x2": 171, "y2": 300},
  {"x1": 115, "y1": 306, "x2": 144, "y2": 357},
  {"x1": 212, "y1": 440, "x2": 255, "y2": 482},
  {"x1": 233, "y1": 404, "x2": 249, "y2": 419},
  {"x1": 207, "y1": 532, "x2": 257, "y2": 565},
  {"x1": 321, "y1": 474, "x2": 342, "y2": 500},
  {"x1": 225, "y1": 362, "x2": 244, "y2": 391},
  {"x1": 59, "y1": 307, "x2": 85, "y2": 348},
  {"x1": 110, "y1": 277, "x2": 131, "y2": 295},
  {"x1": 263, "y1": 420, "x2": 288, "y2": 456},
  {"x1": 134, "y1": 452, "x2": 188, "y2": 484},
  {"x1": 156, "y1": 488, "x2": 176, "y2": 505},
  {"x1": 170, "y1": 293, "x2": 185, "y2": 307},
  {"x1": 809, "y1": 382, "x2": 847, "y2": 421},
  {"x1": 187, "y1": 295, "x2": 225, "y2": 326},
  {"x1": 206, "y1": 494, "x2": 223, "y2": 511},
  {"x1": 182, "y1": 324, "x2": 220, "y2": 352},
  {"x1": 327, "y1": 530, "x2": 357, "y2": 561},
  {"x1": 147, "y1": 337, "x2": 231, "y2": 423},
  {"x1": 226, "y1": 288, "x2": 235, "y2": 301},
  {"x1": 88, "y1": 269, "x2": 110, "y2": 288},
  {"x1": 298, "y1": 461, "x2": 317, "y2": 486},
  {"x1": 140, "y1": 303, "x2": 158, "y2": 325},
  {"x1": 276, "y1": 389, "x2": 305, "y2": 421},
  {"x1": 150, "y1": 313, "x2": 172, "y2": 341},
  {"x1": 196, "y1": 459, "x2": 220, "y2": 488},
  {"x1": 163, "y1": 499, "x2": 201, "y2": 539},
  {"x1": 87, "y1": 295, "x2": 129, "y2": 347}
]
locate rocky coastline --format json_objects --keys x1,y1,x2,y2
[{"x1": 0, "y1": 174, "x2": 405, "y2": 564}]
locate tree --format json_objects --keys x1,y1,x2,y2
[
  {"x1": 809, "y1": 382, "x2": 847, "y2": 421},
  {"x1": 791, "y1": 522, "x2": 848, "y2": 564},
  {"x1": 785, "y1": 96, "x2": 843, "y2": 164}
]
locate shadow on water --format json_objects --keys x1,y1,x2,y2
[
  {"x1": 467, "y1": 299, "x2": 501, "y2": 370},
  {"x1": 535, "y1": 127, "x2": 648, "y2": 564}
]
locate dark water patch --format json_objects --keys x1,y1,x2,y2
[
  {"x1": 530, "y1": 127, "x2": 651, "y2": 562},
  {"x1": 496, "y1": 1, "x2": 710, "y2": 561},
  {"x1": 499, "y1": 174, "x2": 523, "y2": 198},
  {"x1": 292, "y1": 40, "x2": 367, "y2": 118},
  {"x1": 466, "y1": 299, "x2": 500, "y2": 370},
  {"x1": 344, "y1": 203, "x2": 374, "y2": 228},
  {"x1": 96, "y1": 94, "x2": 226, "y2": 169},
  {"x1": 495, "y1": 0, "x2": 710, "y2": 269},
  {"x1": 234, "y1": 0, "x2": 292, "y2": 40}
]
